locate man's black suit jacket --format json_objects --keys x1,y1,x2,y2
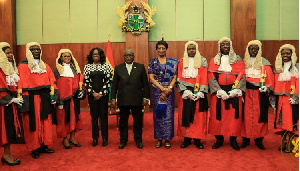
[{"x1": 111, "y1": 62, "x2": 150, "y2": 107}]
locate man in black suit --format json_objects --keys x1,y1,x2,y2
[{"x1": 111, "y1": 49, "x2": 150, "y2": 149}]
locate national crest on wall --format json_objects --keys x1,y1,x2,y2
[{"x1": 116, "y1": 1, "x2": 156, "y2": 35}]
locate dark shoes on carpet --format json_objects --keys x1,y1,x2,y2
[
  {"x1": 255, "y1": 142, "x2": 265, "y2": 150},
  {"x1": 31, "y1": 150, "x2": 40, "y2": 159},
  {"x1": 92, "y1": 139, "x2": 98, "y2": 147},
  {"x1": 136, "y1": 142, "x2": 143, "y2": 149},
  {"x1": 240, "y1": 137, "x2": 250, "y2": 149},
  {"x1": 194, "y1": 142, "x2": 204, "y2": 149},
  {"x1": 180, "y1": 141, "x2": 191, "y2": 148},
  {"x1": 102, "y1": 139, "x2": 108, "y2": 147},
  {"x1": 31, "y1": 145, "x2": 54, "y2": 159},
  {"x1": 230, "y1": 140, "x2": 240, "y2": 151},
  {"x1": 1, "y1": 157, "x2": 21, "y2": 166},
  {"x1": 119, "y1": 143, "x2": 126, "y2": 149},
  {"x1": 212, "y1": 140, "x2": 223, "y2": 149}
]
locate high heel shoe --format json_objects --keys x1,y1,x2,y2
[
  {"x1": 69, "y1": 139, "x2": 81, "y2": 147},
  {"x1": 155, "y1": 140, "x2": 162, "y2": 148},
  {"x1": 165, "y1": 140, "x2": 171, "y2": 149},
  {"x1": 1, "y1": 157, "x2": 20, "y2": 166},
  {"x1": 62, "y1": 141, "x2": 72, "y2": 149}
]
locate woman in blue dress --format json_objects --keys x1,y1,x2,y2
[{"x1": 148, "y1": 40, "x2": 178, "y2": 149}]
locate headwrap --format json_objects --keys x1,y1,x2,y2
[
  {"x1": 0, "y1": 42, "x2": 18, "y2": 75},
  {"x1": 244, "y1": 40, "x2": 263, "y2": 70},
  {"x1": 214, "y1": 37, "x2": 237, "y2": 65},
  {"x1": 275, "y1": 44, "x2": 298, "y2": 74},
  {"x1": 56, "y1": 49, "x2": 81, "y2": 75},
  {"x1": 183, "y1": 41, "x2": 202, "y2": 69},
  {"x1": 26, "y1": 42, "x2": 46, "y2": 71}
]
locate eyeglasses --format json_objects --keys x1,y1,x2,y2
[{"x1": 30, "y1": 48, "x2": 41, "y2": 52}]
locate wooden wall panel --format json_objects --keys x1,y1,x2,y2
[
  {"x1": 0, "y1": 0, "x2": 16, "y2": 54},
  {"x1": 260, "y1": 40, "x2": 299, "y2": 66},
  {"x1": 230, "y1": 0, "x2": 256, "y2": 57}
]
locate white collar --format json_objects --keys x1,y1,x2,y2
[{"x1": 125, "y1": 62, "x2": 134, "y2": 66}]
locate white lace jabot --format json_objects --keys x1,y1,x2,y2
[
  {"x1": 218, "y1": 55, "x2": 232, "y2": 72},
  {"x1": 6, "y1": 62, "x2": 20, "y2": 86},
  {"x1": 278, "y1": 61, "x2": 292, "y2": 81},
  {"x1": 60, "y1": 63, "x2": 74, "y2": 78},
  {"x1": 30, "y1": 59, "x2": 47, "y2": 74},
  {"x1": 182, "y1": 57, "x2": 198, "y2": 78}
]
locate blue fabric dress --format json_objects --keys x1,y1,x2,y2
[{"x1": 148, "y1": 57, "x2": 177, "y2": 140}]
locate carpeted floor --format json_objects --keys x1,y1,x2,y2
[{"x1": 0, "y1": 110, "x2": 298, "y2": 171}]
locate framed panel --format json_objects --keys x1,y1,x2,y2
[
  {"x1": 70, "y1": 0, "x2": 98, "y2": 43},
  {"x1": 16, "y1": 0, "x2": 43, "y2": 45},
  {"x1": 149, "y1": 0, "x2": 176, "y2": 41},
  {"x1": 43, "y1": 0, "x2": 70, "y2": 43}
]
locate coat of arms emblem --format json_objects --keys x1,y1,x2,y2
[{"x1": 116, "y1": 1, "x2": 156, "y2": 35}]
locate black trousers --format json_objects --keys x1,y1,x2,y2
[
  {"x1": 88, "y1": 95, "x2": 108, "y2": 140},
  {"x1": 119, "y1": 105, "x2": 143, "y2": 144}
]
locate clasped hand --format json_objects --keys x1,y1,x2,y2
[
  {"x1": 10, "y1": 97, "x2": 24, "y2": 106},
  {"x1": 92, "y1": 92, "x2": 102, "y2": 100},
  {"x1": 182, "y1": 90, "x2": 204, "y2": 101}
]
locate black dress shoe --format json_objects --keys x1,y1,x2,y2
[
  {"x1": 230, "y1": 140, "x2": 240, "y2": 151},
  {"x1": 1, "y1": 157, "x2": 20, "y2": 166},
  {"x1": 212, "y1": 141, "x2": 223, "y2": 149},
  {"x1": 136, "y1": 143, "x2": 143, "y2": 149},
  {"x1": 69, "y1": 140, "x2": 81, "y2": 147},
  {"x1": 62, "y1": 141, "x2": 72, "y2": 149},
  {"x1": 119, "y1": 143, "x2": 126, "y2": 149},
  {"x1": 240, "y1": 141, "x2": 250, "y2": 149},
  {"x1": 92, "y1": 139, "x2": 98, "y2": 147},
  {"x1": 40, "y1": 148, "x2": 54, "y2": 153},
  {"x1": 195, "y1": 143, "x2": 204, "y2": 149},
  {"x1": 255, "y1": 142, "x2": 265, "y2": 150},
  {"x1": 180, "y1": 141, "x2": 191, "y2": 148},
  {"x1": 102, "y1": 139, "x2": 108, "y2": 147},
  {"x1": 39, "y1": 145, "x2": 54, "y2": 153},
  {"x1": 31, "y1": 150, "x2": 40, "y2": 159}
]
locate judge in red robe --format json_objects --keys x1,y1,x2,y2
[
  {"x1": 208, "y1": 37, "x2": 245, "y2": 151},
  {"x1": 18, "y1": 42, "x2": 58, "y2": 159},
  {"x1": 241, "y1": 40, "x2": 274, "y2": 150},
  {"x1": 53, "y1": 49, "x2": 84, "y2": 149},
  {"x1": 176, "y1": 41, "x2": 208, "y2": 149},
  {"x1": 273, "y1": 44, "x2": 299, "y2": 153},
  {"x1": 0, "y1": 42, "x2": 23, "y2": 166}
]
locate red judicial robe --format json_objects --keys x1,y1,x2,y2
[
  {"x1": 55, "y1": 70, "x2": 82, "y2": 138},
  {"x1": 274, "y1": 70, "x2": 299, "y2": 135},
  {"x1": 208, "y1": 56, "x2": 245, "y2": 136},
  {"x1": 0, "y1": 69, "x2": 20, "y2": 146},
  {"x1": 242, "y1": 58, "x2": 274, "y2": 138},
  {"x1": 18, "y1": 62, "x2": 57, "y2": 151},
  {"x1": 177, "y1": 58, "x2": 208, "y2": 139}
]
